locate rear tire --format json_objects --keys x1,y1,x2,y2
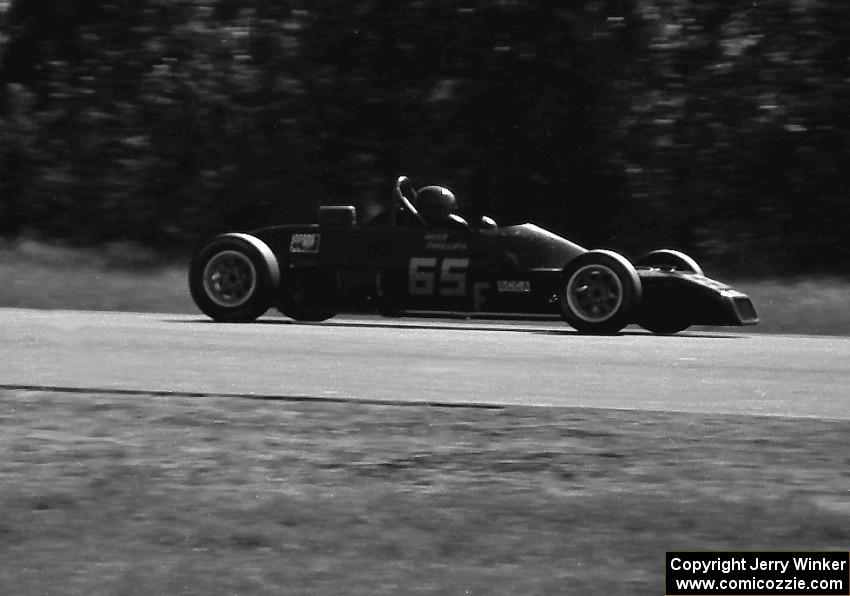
[
  {"x1": 189, "y1": 234, "x2": 279, "y2": 322},
  {"x1": 277, "y1": 270, "x2": 338, "y2": 322},
  {"x1": 560, "y1": 250, "x2": 641, "y2": 334},
  {"x1": 375, "y1": 270, "x2": 404, "y2": 317}
]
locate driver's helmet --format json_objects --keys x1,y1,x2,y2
[{"x1": 416, "y1": 186, "x2": 457, "y2": 225}]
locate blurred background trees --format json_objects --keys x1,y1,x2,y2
[{"x1": 1, "y1": 0, "x2": 848, "y2": 274}]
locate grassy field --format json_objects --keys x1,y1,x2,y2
[
  {"x1": 1, "y1": 390, "x2": 848, "y2": 595},
  {"x1": 1, "y1": 239, "x2": 848, "y2": 335}
]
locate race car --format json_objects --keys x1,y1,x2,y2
[{"x1": 188, "y1": 176, "x2": 758, "y2": 334}]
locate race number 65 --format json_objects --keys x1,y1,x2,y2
[{"x1": 409, "y1": 257, "x2": 469, "y2": 296}]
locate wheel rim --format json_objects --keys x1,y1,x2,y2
[
  {"x1": 566, "y1": 264, "x2": 624, "y2": 323},
  {"x1": 202, "y1": 250, "x2": 257, "y2": 308}
]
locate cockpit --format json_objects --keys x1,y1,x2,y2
[{"x1": 388, "y1": 176, "x2": 497, "y2": 232}]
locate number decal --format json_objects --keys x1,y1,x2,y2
[
  {"x1": 409, "y1": 257, "x2": 437, "y2": 295},
  {"x1": 473, "y1": 281, "x2": 490, "y2": 311},
  {"x1": 440, "y1": 258, "x2": 468, "y2": 296},
  {"x1": 409, "y1": 257, "x2": 469, "y2": 296}
]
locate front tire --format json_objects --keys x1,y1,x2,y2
[
  {"x1": 635, "y1": 249, "x2": 701, "y2": 334},
  {"x1": 639, "y1": 314, "x2": 691, "y2": 335},
  {"x1": 189, "y1": 233, "x2": 279, "y2": 322},
  {"x1": 560, "y1": 250, "x2": 642, "y2": 335},
  {"x1": 635, "y1": 249, "x2": 703, "y2": 275}
]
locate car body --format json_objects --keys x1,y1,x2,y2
[{"x1": 189, "y1": 176, "x2": 758, "y2": 334}]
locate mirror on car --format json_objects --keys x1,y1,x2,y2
[{"x1": 478, "y1": 215, "x2": 498, "y2": 229}]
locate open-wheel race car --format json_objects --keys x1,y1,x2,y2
[{"x1": 189, "y1": 176, "x2": 758, "y2": 334}]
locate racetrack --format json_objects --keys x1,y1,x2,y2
[{"x1": 2, "y1": 308, "x2": 848, "y2": 420}]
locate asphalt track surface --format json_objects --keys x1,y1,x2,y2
[{"x1": 1, "y1": 308, "x2": 848, "y2": 420}]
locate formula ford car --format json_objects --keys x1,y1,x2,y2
[{"x1": 189, "y1": 176, "x2": 758, "y2": 334}]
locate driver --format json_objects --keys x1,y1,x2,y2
[{"x1": 416, "y1": 185, "x2": 465, "y2": 228}]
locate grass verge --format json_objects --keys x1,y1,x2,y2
[
  {"x1": 1, "y1": 239, "x2": 849, "y2": 335},
  {"x1": 735, "y1": 278, "x2": 850, "y2": 336},
  {"x1": 1, "y1": 239, "x2": 196, "y2": 314},
  {"x1": 1, "y1": 390, "x2": 848, "y2": 595}
]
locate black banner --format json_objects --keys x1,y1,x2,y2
[{"x1": 666, "y1": 551, "x2": 849, "y2": 595}]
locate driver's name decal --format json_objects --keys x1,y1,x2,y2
[
  {"x1": 426, "y1": 240, "x2": 467, "y2": 251},
  {"x1": 424, "y1": 233, "x2": 467, "y2": 251},
  {"x1": 290, "y1": 233, "x2": 320, "y2": 253}
]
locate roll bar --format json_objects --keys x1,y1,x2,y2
[{"x1": 393, "y1": 176, "x2": 426, "y2": 227}]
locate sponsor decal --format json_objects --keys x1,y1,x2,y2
[
  {"x1": 290, "y1": 233, "x2": 320, "y2": 253},
  {"x1": 497, "y1": 280, "x2": 531, "y2": 293}
]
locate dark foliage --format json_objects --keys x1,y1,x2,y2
[{"x1": 1, "y1": 0, "x2": 848, "y2": 274}]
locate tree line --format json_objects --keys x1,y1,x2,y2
[{"x1": 1, "y1": 0, "x2": 848, "y2": 274}]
